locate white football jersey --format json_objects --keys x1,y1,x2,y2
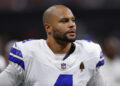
[{"x1": 0, "y1": 39, "x2": 104, "y2": 86}]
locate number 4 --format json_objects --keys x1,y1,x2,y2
[{"x1": 54, "y1": 74, "x2": 73, "y2": 86}]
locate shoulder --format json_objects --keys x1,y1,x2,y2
[
  {"x1": 9, "y1": 39, "x2": 46, "y2": 70},
  {"x1": 13, "y1": 39, "x2": 46, "y2": 52},
  {"x1": 10, "y1": 39, "x2": 46, "y2": 60},
  {"x1": 74, "y1": 40, "x2": 101, "y2": 56},
  {"x1": 15, "y1": 39, "x2": 45, "y2": 48},
  {"x1": 74, "y1": 40, "x2": 104, "y2": 69},
  {"x1": 14, "y1": 39, "x2": 46, "y2": 57}
]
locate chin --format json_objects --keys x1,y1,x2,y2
[{"x1": 67, "y1": 38, "x2": 76, "y2": 42}]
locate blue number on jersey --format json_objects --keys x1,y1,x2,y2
[
  {"x1": 54, "y1": 74, "x2": 73, "y2": 86},
  {"x1": 18, "y1": 83, "x2": 23, "y2": 86}
]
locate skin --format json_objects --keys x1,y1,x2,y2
[{"x1": 43, "y1": 5, "x2": 76, "y2": 54}]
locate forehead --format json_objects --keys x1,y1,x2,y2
[{"x1": 52, "y1": 8, "x2": 74, "y2": 19}]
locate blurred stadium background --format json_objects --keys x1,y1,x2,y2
[{"x1": 0, "y1": 0, "x2": 120, "y2": 54}]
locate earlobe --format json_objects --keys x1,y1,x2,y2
[
  {"x1": 44, "y1": 23, "x2": 50, "y2": 32},
  {"x1": 44, "y1": 23, "x2": 49, "y2": 30},
  {"x1": 44, "y1": 23, "x2": 52, "y2": 35}
]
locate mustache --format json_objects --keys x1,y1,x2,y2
[{"x1": 66, "y1": 29, "x2": 76, "y2": 33}]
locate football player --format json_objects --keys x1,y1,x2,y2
[{"x1": 0, "y1": 5, "x2": 106, "y2": 86}]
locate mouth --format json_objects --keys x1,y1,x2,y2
[
  {"x1": 68, "y1": 29, "x2": 76, "y2": 33},
  {"x1": 67, "y1": 30, "x2": 76, "y2": 36},
  {"x1": 68, "y1": 30, "x2": 75, "y2": 33}
]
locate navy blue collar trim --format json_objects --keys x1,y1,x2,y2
[{"x1": 63, "y1": 43, "x2": 76, "y2": 60}]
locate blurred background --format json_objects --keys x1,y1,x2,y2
[{"x1": 0, "y1": 0, "x2": 120, "y2": 68}]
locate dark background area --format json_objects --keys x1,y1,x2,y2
[
  {"x1": 1, "y1": 10, "x2": 120, "y2": 39},
  {"x1": 0, "y1": 0, "x2": 120, "y2": 54}
]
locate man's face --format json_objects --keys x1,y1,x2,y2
[{"x1": 50, "y1": 8, "x2": 76, "y2": 42}]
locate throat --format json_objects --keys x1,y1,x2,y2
[
  {"x1": 55, "y1": 43, "x2": 76, "y2": 61},
  {"x1": 47, "y1": 40, "x2": 72, "y2": 54}
]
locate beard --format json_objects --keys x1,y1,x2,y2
[{"x1": 52, "y1": 28, "x2": 76, "y2": 43}]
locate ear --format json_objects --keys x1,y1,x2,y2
[{"x1": 44, "y1": 23, "x2": 52, "y2": 34}]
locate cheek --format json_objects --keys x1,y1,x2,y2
[
  {"x1": 52, "y1": 28, "x2": 66, "y2": 37},
  {"x1": 57, "y1": 24, "x2": 68, "y2": 32}
]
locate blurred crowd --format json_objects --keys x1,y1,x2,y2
[
  {"x1": 1, "y1": 0, "x2": 120, "y2": 11},
  {"x1": 100, "y1": 37, "x2": 120, "y2": 86}
]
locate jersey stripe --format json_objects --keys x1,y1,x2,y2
[
  {"x1": 10, "y1": 53, "x2": 23, "y2": 61},
  {"x1": 100, "y1": 52, "x2": 104, "y2": 58},
  {"x1": 9, "y1": 55, "x2": 25, "y2": 70},
  {"x1": 10, "y1": 48, "x2": 23, "y2": 58},
  {"x1": 96, "y1": 60, "x2": 104, "y2": 67},
  {"x1": 15, "y1": 42, "x2": 17, "y2": 47},
  {"x1": 22, "y1": 38, "x2": 34, "y2": 43}
]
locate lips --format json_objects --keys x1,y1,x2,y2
[
  {"x1": 68, "y1": 30, "x2": 76, "y2": 33},
  {"x1": 69, "y1": 31, "x2": 75, "y2": 33},
  {"x1": 67, "y1": 30, "x2": 76, "y2": 36}
]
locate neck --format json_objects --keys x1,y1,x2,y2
[{"x1": 47, "y1": 38, "x2": 72, "y2": 54}]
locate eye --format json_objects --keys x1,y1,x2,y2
[
  {"x1": 72, "y1": 18, "x2": 75, "y2": 22},
  {"x1": 59, "y1": 18, "x2": 69, "y2": 23}
]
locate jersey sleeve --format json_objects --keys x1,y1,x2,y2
[
  {"x1": 96, "y1": 47, "x2": 104, "y2": 68},
  {"x1": 0, "y1": 42, "x2": 25, "y2": 86},
  {"x1": 87, "y1": 69, "x2": 108, "y2": 86},
  {"x1": 87, "y1": 42, "x2": 107, "y2": 86},
  {"x1": 91, "y1": 42, "x2": 104, "y2": 69},
  {"x1": 87, "y1": 41, "x2": 105, "y2": 70}
]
